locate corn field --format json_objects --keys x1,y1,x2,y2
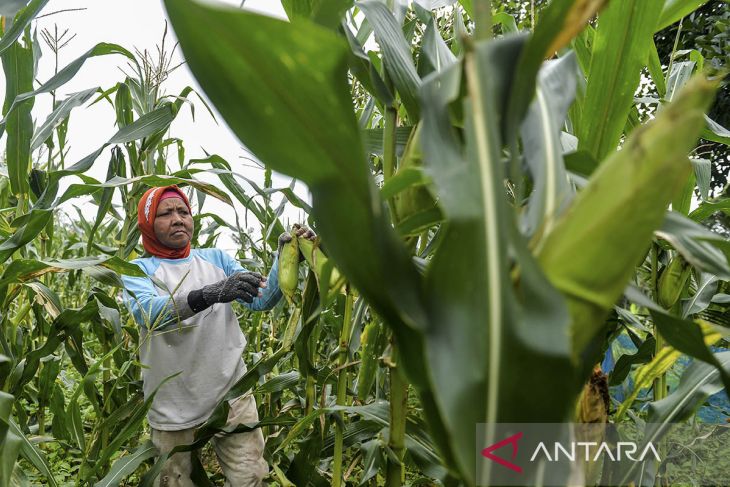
[{"x1": 0, "y1": 0, "x2": 729, "y2": 485}]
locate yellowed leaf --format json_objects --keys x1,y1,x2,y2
[{"x1": 545, "y1": 0, "x2": 608, "y2": 57}]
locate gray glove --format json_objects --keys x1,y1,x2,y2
[
  {"x1": 187, "y1": 272, "x2": 265, "y2": 313},
  {"x1": 204, "y1": 271, "x2": 265, "y2": 304}
]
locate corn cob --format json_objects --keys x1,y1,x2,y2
[
  {"x1": 278, "y1": 237, "x2": 299, "y2": 304},
  {"x1": 536, "y1": 75, "x2": 717, "y2": 357},
  {"x1": 657, "y1": 255, "x2": 691, "y2": 309},
  {"x1": 281, "y1": 306, "x2": 301, "y2": 350},
  {"x1": 393, "y1": 124, "x2": 438, "y2": 226},
  {"x1": 297, "y1": 237, "x2": 345, "y2": 296},
  {"x1": 357, "y1": 320, "x2": 387, "y2": 401}
]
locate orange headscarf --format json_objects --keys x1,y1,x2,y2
[{"x1": 137, "y1": 185, "x2": 192, "y2": 259}]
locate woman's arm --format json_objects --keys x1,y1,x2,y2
[
  {"x1": 121, "y1": 272, "x2": 196, "y2": 331},
  {"x1": 220, "y1": 250, "x2": 283, "y2": 311}
]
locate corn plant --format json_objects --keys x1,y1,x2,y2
[
  {"x1": 165, "y1": 0, "x2": 730, "y2": 485},
  {"x1": 0, "y1": 0, "x2": 728, "y2": 485},
  {"x1": 0, "y1": 2, "x2": 258, "y2": 484}
]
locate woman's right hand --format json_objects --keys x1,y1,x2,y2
[{"x1": 201, "y1": 271, "x2": 266, "y2": 304}]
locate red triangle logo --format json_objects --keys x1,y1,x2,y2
[{"x1": 481, "y1": 431, "x2": 523, "y2": 473}]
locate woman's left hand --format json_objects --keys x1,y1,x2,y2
[{"x1": 278, "y1": 224, "x2": 316, "y2": 252}]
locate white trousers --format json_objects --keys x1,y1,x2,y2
[{"x1": 152, "y1": 394, "x2": 268, "y2": 487}]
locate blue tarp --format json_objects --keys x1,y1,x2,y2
[{"x1": 603, "y1": 332, "x2": 730, "y2": 422}]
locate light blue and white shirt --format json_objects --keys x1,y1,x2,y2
[{"x1": 122, "y1": 248, "x2": 281, "y2": 430}]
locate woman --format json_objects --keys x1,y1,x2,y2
[{"x1": 122, "y1": 185, "x2": 313, "y2": 486}]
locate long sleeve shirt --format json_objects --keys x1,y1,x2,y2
[{"x1": 121, "y1": 248, "x2": 281, "y2": 430}]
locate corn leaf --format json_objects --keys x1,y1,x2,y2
[
  {"x1": 30, "y1": 88, "x2": 98, "y2": 152},
  {"x1": 0, "y1": 0, "x2": 49, "y2": 55},
  {"x1": 689, "y1": 198, "x2": 730, "y2": 222},
  {"x1": 692, "y1": 158, "x2": 712, "y2": 201},
  {"x1": 188, "y1": 154, "x2": 286, "y2": 246},
  {"x1": 0, "y1": 392, "x2": 21, "y2": 487},
  {"x1": 343, "y1": 21, "x2": 394, "y2": 106},
  {"x1": 506, "y1": 0, "x2": 605, "y2": 140},
  {"x1": 0, "y1": 43, "x2": 135, "y2": 133},
  {"x1": 609, "y1": 334, "x2": 656, "y2": 386},
  {"x1": 458, "y1": 0, "x2": 473, "y2": 18},
  {"x1": 647, "y1": 40, "x2": 667, "y2": 98},
  {"x1": 493, "y1": 12, "x2": 518, "y2": 34},
  {"x1": 357, "y1": 0, "x2": 421, "y2": 119},
  {"x1": 682, "y1": 273, "x2": 719, "y2": 318},
  {"x1": 56, "y1": 173, "x2": 232, "y2": 208},
  {"x1": 667, "y1": 60, "x2": 696, "y2": 102},
  {"x1": 702, "y1": 116, "x2": 730, "y2": 146},
  {"x1": 57, "y1": 104, "x2": 177, "y2": 178},
  {"x1": 255, "y1": 371, "x2": 300, "y2": 394},
  {"x1": 380, "y1": 166, "x2": 428, "y2": 201},
  {"x1": 418, "y1": 17, "x2": 457, "y2": 77},
  {"x1": 24, "y1": 282, "x2": 62, "y2": 319},
  {"x1": 0, "y1": 209, "x2": 52, "y2": 265},
  {"x1": 14, "y1": 299, "x2": 104, "y2": 394},
  {"x1": 656, "y1": 212, "x2": 730, "y2": 279},
  {"x1": 93, "y1": 441, "x2": 156, "y2": 487},
  {"x1": 1, "y1": 36, "x2": 34, "y2": 195},
  {"x1": 362, "y1": 126, "x2": 412, "y2": 156},
  {"x1": 578, "y1": 0, "x2": 662, "y2": 160},
  {"x1": 92, "y1": 373, "x2": 179, "y2": 474},
  {"x1": 647, "y1": 349, "x2": 730, "y2": 425},
  {"x1": 520, "y1": 53, "x2": 577, "y2": 239},
  {"x1": 9, "y1": 421, "x2": 57, "y2": 487},
  {"x1": 87, "y1": 148, "x2": 125, "y2": 252},
  {"x1": 282, "y1": 0, "x2": 353, "y2": 29},
  {"x1": 0, "y1": 255, "x2": 145, "y2": 288},
  {"x1": 657, "y1": 0, "x2": 712, "y2": 32}
]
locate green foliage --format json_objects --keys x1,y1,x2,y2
[
  {"x1": 655, "y1": 0, "x2": 730, "y2": 195},
  {"x1": 1, "y1": 29, "x2": 34, "y2": 196},
  {"x1": 577, "y1": 0, "x2": 663, "y2": 161},
  {"x1": 0, "y1": 0, "x2": 727, "y2": 486},
  {"x1": 166, "y1": 0, "x2": 729, "y2": 485}
]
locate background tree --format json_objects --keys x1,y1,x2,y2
[{"x1": 655, "y1": 0, "x2": 729, "y2": 195}]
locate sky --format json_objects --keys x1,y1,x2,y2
[{"x1": 0, "y1": 0, "x2": 305, "y2": 254}]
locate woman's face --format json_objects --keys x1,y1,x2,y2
[{"x1": 153, "y1": 197, "x2": 194, "y2": 249}]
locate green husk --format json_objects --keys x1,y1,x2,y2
[
  {"x1": 393, "y1": 124, "x2": 439, "y2": 225},
  {"x1": 357, "y1": 320, "x2": 387, "y2": 401},
  {"x1": 278, "y1": 238, "x2": 299, "y2": 304},
  {"x1": 297, "y1": 237, "x2": 345, "y2": 296},
  {"x1": 537, "y1": 75, "x2": 718, "y2": 358},
  {"x1": 658, "y1": 255, "x2": 691, "y2": 309}
]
